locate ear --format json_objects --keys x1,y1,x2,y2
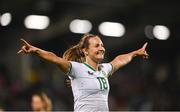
[{"x1": 82, "y1": 48, "x2": 88, "y2": 55}]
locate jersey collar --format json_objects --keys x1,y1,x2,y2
[{"x1": 83, "y1": 62, "x2": 97, "y2": 72}]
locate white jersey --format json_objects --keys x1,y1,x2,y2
[{"x1": 67, "y1": 61, "x2": 113, "y2": 112}]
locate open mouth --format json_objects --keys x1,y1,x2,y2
[{"x1": 96, "y1": 51, "x2": 105, "y2": 55}]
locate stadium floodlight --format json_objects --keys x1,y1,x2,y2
[
  {"x1": 69, "y1": 19, "x2": 92, "y2": 34},
  {"x1": 144, "y1": 25, "x2": 154, "y2": 39},
  {"x1": 153, "y1": 25, "x2": 170, "y2": 40},
  {"x1": 0, "y1": 12, "x2": 12, "y2": 26},
  {"x1": 24, "y1": 15, "x2": 50, "y2": 30},
  {"x1": 98, "y1": 22, "x2": 125, "y2": 37}
]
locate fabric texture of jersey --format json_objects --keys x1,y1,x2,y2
[{"x1": 67, "y1": 61, "x2": 113, "y2": 112}]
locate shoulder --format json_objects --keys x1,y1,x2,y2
[
  {"x1": 70, "y1": 61, "x2": 83, "y2": 66},
  {"x1": 100, "y1": 63, "x2": 113, "y2": 70},
  {"x1": 67, "y1": 61, "x2": 84, "y2": 78},
  {"x1": 69, "y1": 61, "x2": 84, "y2": 70},
  {"x1": 99, "y1": 63, "x2": 113, "y2": 77}
]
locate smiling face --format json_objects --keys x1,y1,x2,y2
[{"x1": 83, "y1": 36, "x2": 105, "y2": 63}]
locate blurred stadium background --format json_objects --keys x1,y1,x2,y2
[{"x1": 0, "y1": 0, "x2": 180, "y2": 111}]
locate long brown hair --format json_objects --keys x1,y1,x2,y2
[{"x1": 63, "y1": 34, "x2": 96, "y2": 62}]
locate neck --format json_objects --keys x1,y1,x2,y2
[{"x1": 85, "y1": 57, "x2": 99, "y2": 71}]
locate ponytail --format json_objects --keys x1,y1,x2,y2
[
  {"x1": 63, "y1": 44, "x2": 85, "y2": 62},
  {"x1": 63, "y1": 33, "x2": 96, "y2": 62}
]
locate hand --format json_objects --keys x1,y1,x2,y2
[
  {"x1": 135, "y1": 42, "x2": 149, "y2": 59},
  {"x1": 17, "y1": 38, "x2": 36, "y2": 54}
]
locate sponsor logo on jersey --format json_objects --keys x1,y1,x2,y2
[{"x1": 88, "y1": 71, "x2": 94, "y2": 75}]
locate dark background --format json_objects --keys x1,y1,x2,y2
[{"x1": 0, "y1": 0, "x2": 180, "y2": 111}]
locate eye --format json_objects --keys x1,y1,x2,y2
[
  {"x1": 95, "y1": 44, "x2": 104, "y2": 48},
  {"x1": 95, "y1": 44, "x2": 99, "y2": 48}
]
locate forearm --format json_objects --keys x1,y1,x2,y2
[
  {"x1": 18, "y1": 39, "x2": 70, "y2": 73},
  {"x1": 33, "y1": 47, "x2": 70, "y2": 73},
  {"x1": 33, "y1": 47, "x2": 61, "y2": 65},
  {"x1": 115, "y1": 51, "x2": 135, "y2": 66},
  {"x1": 111, "y1": 50, "x2": 138, "y2": 73}
]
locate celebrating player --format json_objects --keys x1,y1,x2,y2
[{"x1": 18, "y1": 34, "x2": 148, "y2": 111}]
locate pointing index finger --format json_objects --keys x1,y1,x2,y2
[
  {"x1": 143, "y1": 42, "x2": 148, "y2": 49},
  {"x1": 20, "y1": 38, "x2": 30, "y2": 46}
]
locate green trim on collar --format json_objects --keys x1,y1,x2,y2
[{"x1": 83, "y1": 62, "x2": 96, "y2": 72}]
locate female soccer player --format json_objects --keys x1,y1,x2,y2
[{"x1": 18, "y1": 34, "x2": 148, "y2": 111}]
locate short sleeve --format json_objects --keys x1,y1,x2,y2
[
  {"x1": 66, "y1": 61, "x2": 81, "y2": 79},
  {"x1": 100, "y1": 63, "x2": 113, "y2": 77}
]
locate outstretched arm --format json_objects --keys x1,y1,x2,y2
[
  {"x1": 110, "y1": 42, "x2": 149, "y2": 74},
  {"x1": 17, "y1": 38, "x2": 70, "y2": 74}
]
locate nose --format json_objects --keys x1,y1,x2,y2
[{"x1": 99, "y1": 46, "x2": 105, "y2": 52}]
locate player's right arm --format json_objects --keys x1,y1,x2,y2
[{"x1": 17, "y1": 38, "x2": 70, "y2": 74}]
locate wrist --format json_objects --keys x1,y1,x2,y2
[
  {"x1": 32, "y1": 47, "x2": 40, "y2": 54},
  {"x1": 131, "y1": 50, "x2": 138, "y2": 58}
]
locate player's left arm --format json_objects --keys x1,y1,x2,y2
[{"x1": 110, "y1": 42, "x2": 149, "y2": 75}]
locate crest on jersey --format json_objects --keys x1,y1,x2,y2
[{"x1": 102, "y1": 71, "x2": 106, "y2": 76}]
